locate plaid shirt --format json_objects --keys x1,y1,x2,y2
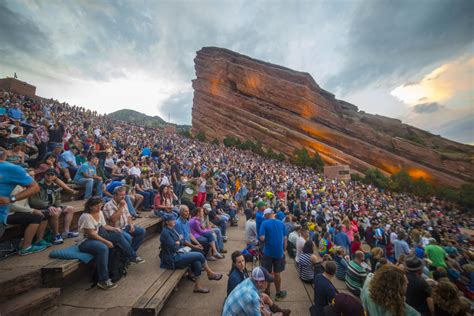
[
  {"x1": 222, "y1": 278, "x2": 261, "y2": 316},
  {"x1": 103, "y1": 199, "x2": 130, "y2": 228}
]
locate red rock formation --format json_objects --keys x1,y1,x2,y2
[{"x1": 192, "y1": 47, "x2": 474, "y2": 187}]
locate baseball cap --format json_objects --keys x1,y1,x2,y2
[
  {"x1": 163, "y1": 213, "x2": 177, "y2": 222},
  {"x1": 45, "y1": 168, "x2": 59, "y2": 176},
  {"x1": 203, "y1": 204, "x2": 212, "y2": 211},
  {"x1": 251, "y1": 266, "x2": 274, "y2": 282},
  {"x1": 263, "y1": 208, "x2": 273, "y2": 215},
  {"x1": 256, "y1": 201, "x2": 266, "y2": 208}
]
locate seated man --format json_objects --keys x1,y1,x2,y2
[
  {"x1": 28, "y1": 168, "x2": 79, "y2": 244},
  {"x1": 7, "y1": 186, "x2": 47, "y2": 255},
  {"x1": 175, "y1": 204, "x2": 210, "y2": 256},
  {"x1": 102, "y1": 185, "x2": 145, "y2": 264},
  {"x1": 105, "y1": 178, "x2": 139, "y2": 218},
  {"x1": 74, "y1": 155, "x2": 103, "y2": 200}
]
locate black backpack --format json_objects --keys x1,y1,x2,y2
[{"x1": 91, "y1": 245, "x2": 129, "y2": 286}]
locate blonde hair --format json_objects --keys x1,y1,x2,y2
[{"x1": 369, "y1": 265, "x2": 407, "y2": 316}]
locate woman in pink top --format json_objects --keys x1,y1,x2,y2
[
  {"x1": 189, "y1": 207, "x2": 224, "y2": 260},
  {"x1": 342, "y1": 218, "x2": 357, "y2": 243}
]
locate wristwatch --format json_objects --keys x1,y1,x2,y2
[{"x1": 9, "y1": 195, "x2": 17, "y2": 203}]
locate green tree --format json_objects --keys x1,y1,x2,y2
[
  {"x1": 276, "y1": 153, "x2": 286, "y2": 162},
  {"x1": 459, "y1": 183, "x2": 474, "y2": 210},
  {"x1": 210, "y1": 139, "x2": 219, "y2": 145},
  {"x1": 412, "y1": 178, "x2": 434, "y2": 198},
  {"x1": 178, "y1": 129, "x2": 191, "y2": 138},
  {"x1": 195, "y1": 131, "x2": 207, "y2": 142},
  {"x1": 223, "y1": 136, "x2": 237, "y2": 147},
  {"x1": 390, "y1": 170, "x2": 414, "y2": 192},
  {"x1": 351, "y1": 173, "x2": 364, "y2": 182},
  {"x1": 435, "y1": 185, "x2": 459, "y2": 202},
  {"x1": 363, "y1": 168, "x2": 390, "y2": 189}
]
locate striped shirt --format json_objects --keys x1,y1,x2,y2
[
  {"x1": 298, "y1": 253, "x2": 314, "y2": 282},
  {"x1": 334, "y1": 255, "x2": 349, "y2": 281},
  {"x1": 103, "y1": 199, "x2": 130, "y2": 228},
  {"x1": 345, "y1": 260, "x2": 367, "y2": 296}
]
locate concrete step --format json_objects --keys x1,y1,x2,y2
[
  {"x1": 0, "y1": 287, "x2": 60, "y2": 316},
  {"x1": 0, "y1": 266, "x2": 43, "y2": 303}
]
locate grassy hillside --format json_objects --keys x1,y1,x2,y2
[{"x1": 107, "y1": 109, "x2": 190, "y2": 130}]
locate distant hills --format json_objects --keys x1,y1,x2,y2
[{"x1": 107, "y1": 109, "x2": 190, "y2": 130}]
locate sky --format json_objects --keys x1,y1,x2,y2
[{"x1": 1, "y1": 0, "x2": 473, "y2": 144}]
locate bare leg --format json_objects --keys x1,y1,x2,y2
[
  {"x1": 274, "y1": 273, "x2": 281, "y2": 293},
  {"x1": 49, "y1": 215, "x2": 60, "y2": 235},
  {"x1": 63, "y1": 206, "x2": 74, "y2": 233},
  {"x1": 23, "y1": 223, "x2": 39, "y2": 248},
  {"x1": 194, "y1": 277, "x2": 208, "y2": 292},
  {"x1": 36, "y1": 220, "x2": 48, "y2": 241}
]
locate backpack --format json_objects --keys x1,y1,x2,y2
[
  {"x1": 91, "y1": 245, "x2": 129, "y2": 286},
  {"x1": 0, "y1": 238, "x2": 22, "y2": 260}
]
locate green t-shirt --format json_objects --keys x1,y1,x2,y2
[
  {"x1": 361, "y1": 274, "x2": 421, "y2": 316},
  {"x1": 425, "y1": 244, "x2": 447, "y2": 267}
]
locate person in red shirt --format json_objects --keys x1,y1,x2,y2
[{"x1": 351, "y1": 233, "x2": 362, "y2": 256}]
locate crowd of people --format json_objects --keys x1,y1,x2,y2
[{"x1": 0, "y1": 89, "x2": 473, "y2": 314}]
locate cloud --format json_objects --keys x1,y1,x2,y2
[
  {"x1": 412, "y1": 102, "x2": 441, "y2": 114},
  {"x1": 158, "y1": 90, "x2": 194, "y2": 125},
  {"x1": 324, "y1": 0, "x2": 474, "y2": 94}
]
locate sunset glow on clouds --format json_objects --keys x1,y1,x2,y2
[
  {"x1": 391, "y1": 56, "x2": 474, "y2": 144},
  {"x1": 391, "y1": 56, "x2": 474, "y2": 107}
]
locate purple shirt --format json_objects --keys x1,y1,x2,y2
[{"x1": 189, "y1": 217, "x2": 211, "y2": 238}]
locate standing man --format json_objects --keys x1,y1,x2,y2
[
  {"x1": 102, "y1": 186, "x2": 145, "y2": 264},
  {"x1": 259, "y1": 209, "x2": 288, "y2": 301},
  {"x1": 0, "y1": 148, "x2": 40, "y2": 238},
  {"x1": 74, "y1": 155, "x2": 103, "y2": 200}
]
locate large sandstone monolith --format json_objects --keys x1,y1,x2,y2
[{"x1": 192, "y1": 47, "x2": 474, "y2": 187}]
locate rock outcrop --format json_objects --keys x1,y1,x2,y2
[{"x1": 192, "y1": 47, "x2": 474, "y2": 187}]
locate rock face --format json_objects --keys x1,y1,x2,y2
[{"x1": 192, "y1": 47, "x2": 474, "y2": 187}]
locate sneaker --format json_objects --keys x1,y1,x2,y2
[
  {"x1": 97, "y1": 279, "x2": 118, "y2": 290},
  {"x1": 53, "y1": 234, "x2": 64, "y2": 245},
  {"x1": 34, "y1": 239, "x2": 52, "y2": 248},
  {"x1": 19, "y1": 244, "x2": 47, "y2": 256},
  {"x1": 223, "y1": 236, "x2": 228, "y2": 241},
  {"x1": 275, "y1": 290, "x2": 288, "y2": 301},
  {"x1": 62, "y1": 231, "x2": 80, "y2": 238},
  {"x1": 220, "y1": 249, "x2": 228, "y2": 254},
  {"x1": 131, "y1": 256, "x2": 145, "y2": 264}
]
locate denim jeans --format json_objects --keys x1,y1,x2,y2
[
  {"x1": 138, "y1": 190, "x2": 152, "y2": 209},
  {"x1": 125, "y1": 195, "x2": 138, "y2": 217},
  {"x1": 174, "y1": 251, "x2": 206, "y2": 277},
  {"x1": 212, "y1": 227, "x2": 224, "y2": 252},
  {"x1": 211, "y1": 217, "x2": 227, "y2": 237},
  {"x1": 195, "y1": 236, "x2": 210, "y2": 257},
  {"x1": 75, "y1": 178, "x2": 103, "y2": 199},
  {"x1": 79, "y1": 239, "x2": 109, "y2": 282},
  {"x1": 98, "y1": 227, "x2": 135, "y2": 260},
  {"x1": 122, "y1": 225, "x2": 146, "y2": 254}
]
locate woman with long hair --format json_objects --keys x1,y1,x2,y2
[
  {"x1": 361, "y1": 265, "x2": 420, "y2": 316},
  {"x1": 432, "y1": 281, "x2": 469, "y2": 316},
  {"x1": 226, "y1": 251, "x2": 249, "y2": 296},
  {"x1": 189, "y1": 207, "x2": 223, "y2": 260},
  {"x1": 298, "y1": 240, "x2": 318, "y2": 283}
]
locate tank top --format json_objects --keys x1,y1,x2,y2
[{"x1": 298, "y1": 253, "x2": 314, "y2": 282}]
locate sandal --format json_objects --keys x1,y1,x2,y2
[
  {"x1": 193, "y1": 288, "x2": 210, "y2": 293},
  {"x1": 187, "y1": 275, "x2": 196, "y2": 282},
  {"x1": 208, "y1": 273, "x2": 223, "y2": 281},
  {"x1": 214, "y1": 253, "x2": 225, "y2": 259}
]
